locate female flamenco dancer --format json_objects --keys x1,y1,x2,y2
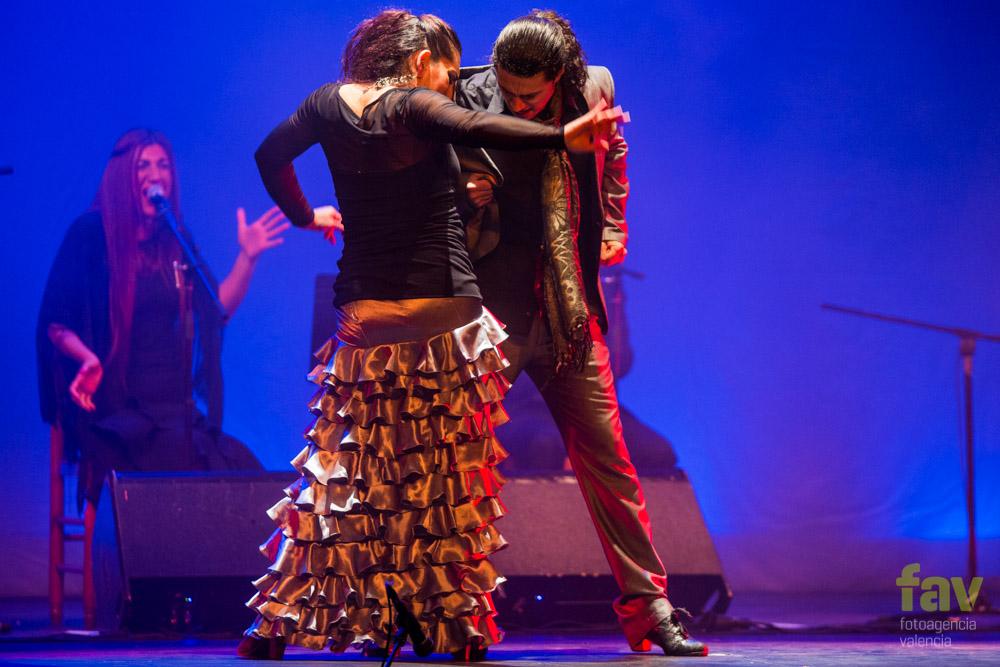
[
  {"x1": 237, "y1": 9, "x2": 625, "y2": 661},
  {"x1": 37, "y1": 129, "x2": 281, "y2": 518}
]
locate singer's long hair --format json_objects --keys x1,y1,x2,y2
[
  {"x1": 341, "y1": 10, "x2": 461, "y2": 83},
  {"x1": 93, "y1": 128, "x2": 182, "y2": 389}
]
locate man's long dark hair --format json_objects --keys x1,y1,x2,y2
[
  {"x1": 492, "y1": 10, "x2": 588, "y2": 92},
  {"x1": 341, "y1": 9, "x2": 461, "y2": 83}
]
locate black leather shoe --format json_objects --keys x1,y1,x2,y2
[
  {"x1": 640, "y1": 609, "x2": 708, "y2": 657},
  {"x1": 236, "y1": 635, "x2": 286, "y2": 660}
]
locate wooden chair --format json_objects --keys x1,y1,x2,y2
[{"x1": 48, "y1": 422, "x2": 96, "y2": 629}]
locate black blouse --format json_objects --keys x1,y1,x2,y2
[
  {"x1": 255, "y1": 84, "x2": 565, "y2": 306},
  {"x1": 126, "y1": 268, "x2": 187, "y2": 407},
  {"x1": 36, "y1": 213, "x2": 226, "y2": 458}
]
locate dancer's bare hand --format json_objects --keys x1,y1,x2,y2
[
  {"x1": 563, "y1": 99, "x2": 630, "y2": 153},
  {"x1": 69, "y1": 356, "x2": 102, "y2": 412},
  {"x1": 238, "y1": 206, "x2": 289, "y2": 259},
  {"x1": 308, "y1": 205, "x2": 344, "y2": 244}
]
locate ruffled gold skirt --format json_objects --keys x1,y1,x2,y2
[{"x1": 245, "y1": 310, "x2": 510, "y2": 653}]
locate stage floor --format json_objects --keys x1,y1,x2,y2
[
  {"x1": 1, "y1": 632, "x2": 999, "y2": 666},
  {"x1": 1, "y1": 594, "x2": 998, "y2": 666}
]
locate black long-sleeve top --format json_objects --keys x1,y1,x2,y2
[
  {"x1": 36, "y1": 212, "x2": 226, "y2": 462},
  {"x1": 255, "y1": 83, "x2": 565, "y2": 306}
]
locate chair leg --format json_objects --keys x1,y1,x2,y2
[
  {"x1": 83, "y1": 502, "x2": 97, "y2": 630},
  {"x1": 49, "y1": 425, "x2": 64, "y2": 628}
]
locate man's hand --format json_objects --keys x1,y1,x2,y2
[
  {"x1": 600, "y1": 240, "x2": 627, "y2": 266},
  {"x1": 464, "y1": 173, "x2": 495, "y2": 209}
]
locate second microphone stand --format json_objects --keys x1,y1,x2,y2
[{"x1": 823, "y1": 303, "x2": 999, "y2": 610}]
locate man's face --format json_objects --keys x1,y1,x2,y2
[{"x1": 495, "y1": 65, "x2": 561, "y2": 120}]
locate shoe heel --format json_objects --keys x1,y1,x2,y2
[
  {"x1": 236, "y1": 636, "x2": 285, "y2": 661},
  {"x1": 630, "y1": 639, "x2": 652, "y2": 653}
]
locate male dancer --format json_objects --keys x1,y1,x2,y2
[{"x1": 455, "y1": 11, "x2": 707, "y2": 657}]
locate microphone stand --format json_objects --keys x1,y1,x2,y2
[
  {"x1": 823, "y1": 303, "x2": 999, "y2": 611},
  {"x1": 382, "y1": 583, "x2": 433, "y2": 666},
  {"x1": 153, "y1": 197, "x2": 226, "y2": 453}
]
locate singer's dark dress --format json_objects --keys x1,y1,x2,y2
[
  {"x1": 243, "y1": 84, "x2": 563, "y2": 654},
  {"x1": 36, "y1": 213, "x2": 262, "y2": 510}
]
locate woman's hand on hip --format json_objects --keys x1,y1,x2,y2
[{"x1": 307, "y1": 205, "x2": 344, "y2": 245}]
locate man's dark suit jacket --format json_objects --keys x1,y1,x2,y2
[{"x1": 455, "y1": 65, "x2": 629, "y2": 334}]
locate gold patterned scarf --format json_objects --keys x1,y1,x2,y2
[{"x1": 539, "y1": 87, "x2": 593, "y2": 375}]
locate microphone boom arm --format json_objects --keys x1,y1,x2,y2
[{"x1": 152, "y1": 197, "x2": 226, "y2": 316}]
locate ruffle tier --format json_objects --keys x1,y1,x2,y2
[{"x1": 246, "y1": 311, "x2": 511, "y2": 654}]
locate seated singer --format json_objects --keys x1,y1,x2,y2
[{"x1": 36, "y1": 128, "x2": 291, "y2": 517}]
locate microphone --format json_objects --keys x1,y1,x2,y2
[
  {"x1": 147, "y1": 183, "x2": 168, "y2": 208},
  {"x1": 139, "y1": 182, "x2": 227, "y2": 316},
  {"x1": 385, "y1": 582, "x2": 433, "y2": 657}
]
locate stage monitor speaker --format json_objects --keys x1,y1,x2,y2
[
  {"x1": 93, "y1": 471, "x2": 728, "y2": 633},
  {"x1": 93, "y1": 471, "x2": 295, "y2": 633},
  {"x1": 491, "y1": 473, "x2": 731, "y2": 627}
]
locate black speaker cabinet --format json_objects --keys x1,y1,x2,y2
[
  {"x1": 94, "y1": 470, "x2": 729, "y2": 633},
  {"x1": 491, "y1": 473, "x2": 731, "y2": 627},
  {"x1": 93, "y1": 471, "x2": 296, "y2": 633}
]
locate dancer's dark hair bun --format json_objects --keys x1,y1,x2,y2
[{"x1": 342, "y1": 9, "x2": 461, "y2": 83}]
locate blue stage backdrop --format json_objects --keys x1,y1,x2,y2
[{"x1": 2, "y1": 1, "x2": 998, "y2": 596}]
